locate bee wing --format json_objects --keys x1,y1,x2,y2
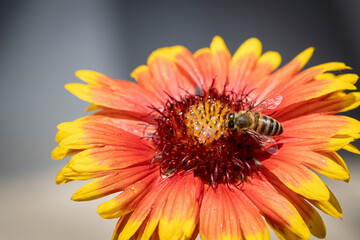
[
  {"x1": 247, "y1": 130, "x2": 278, "y2": 155},
  {"x1": 252, "y1": 94, "x2": 283, "y2": 112}
]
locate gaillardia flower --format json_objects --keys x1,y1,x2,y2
[{"x1": 53, "y1": 36, "x2": 360, "y2": 240}]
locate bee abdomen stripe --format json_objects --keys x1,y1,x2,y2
[
  {"x1": 259, "y1": 116, "x2": 267, "y2": 134},
  {"x1": 253, "y1": 113, "x2": 259, "y2": 131},
  {"x1": 278, "y1": 123, "x2": 283, "y2": 135},
  {"x1": 273, "y1": 120, "x2": 280, "y2": 135},
  {"x1": 265, "y1": 117, "x2": 275, "y2": 136}
]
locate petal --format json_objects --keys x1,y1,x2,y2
[
  {"x1": 278, "y1": 137, "x2": 357, "y2": 152},
  {"x1": 274, "y1": 91, "x2": 360, "y2": 120},
  {"x1": 97, "y1": 171, "x2": 160, "y2": 219},
  {"x1": 194, "y1": 36, "x2": 231, "y2": 91},
  {"x1": 130, "y1": 65, "x2": 166, "y2": 104},
  {"x1": 278, "y1": 77, "x2": 356, "y2": 109},
  {"x1": 119, "y1": 173, "x2": 202, "y2": 240},
  {"x1": 262, "y1": 159, "x2": 330, "y2": 201},
  {"x1": 58, "y1": 121, "x2": 153, "y2": 150},
  {"x1": 228, "y1": 38, "x2": 262, "y2": 93},
  {"x1": 194, "y1": 48, "x2": 216, "y2": 90},
  {"x1": 272, "y1": 63, "x2": 355, "y2": 110},
  {"x1": 112, "y1": 213, "x2": 132, "y2": 240},
  {"x1": 66, "y1": 70, "x2": 161, "y2": 113},
  {"x1": 199, "y1": 184, "x2": 270, "y2": 240},
  {"x1": 268, "y1": 175, "x2": 326, "y2": 238},
  {"x1": 281, "y1": 114, "x2": 360, "y2": 139},
  {"x1": 56, "y1": 163, "x2": 109, "y2": 184},
  {"x1": 256, "y1": 48, "x2": 314, "y2": 101},
  {"x1": 66, "y1": 145, "x2": 154, "y2": 173},
  {"x1": 171, "y1": 47, "x2": 206, "y2": 89},
  {"x1": 244, "y1": 51, "x2": 281, "y2": 99},
  {"x1": 308, "y1": 188, "x2": 342, "y2": 218},
  {"x1": 74, "y1": 113, "x2": 156, "y2": 138},
  {"x1": 210, "y1": 36, "x2": 231, "y2": 91},
  {"x1": 271, "y1": 146, "x2": 349, "y2": 181},
  {"x1": 71, "y1": 164, "x2": 158, "y2": 201},
  {"x1": 158, "y1": 174, "x2": 203, "y2": 240},
  {"x1": 51, "y1": 146, "x2": 79, "y2": 160},
  {"x1": 200, "y1": 185, "x2": 239, "y2": 240},
  {"x1": 343, "y1": 143, "x2": 360, "y2": 154},
  {"x1": 243, "y1": 178, "x2": 310, "y2": 240},
  {"x1": 143, "y1": 46, "x2": 197, "y2": 100},
  {"x1": 118, "y1": 179, "x2": 170, "y2": 240}
]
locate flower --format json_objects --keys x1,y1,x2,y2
[{"x1": 53, "y1": 36, "x2": 360, "y2": 240}]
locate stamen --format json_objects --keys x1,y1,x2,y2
[{"x1": 148, "y1": 87, "x2": 262, "y2": 187}]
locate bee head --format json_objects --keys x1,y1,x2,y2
[{"x1": 226, "y1": 113, "x2": 236, "y2": 129}]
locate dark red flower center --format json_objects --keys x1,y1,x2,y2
[{"x1": 149, "y1": 87, "x2": 264, "y2": 187}]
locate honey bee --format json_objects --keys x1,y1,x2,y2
[{"x1": 225, "y1": 94, "x2": 283, "y2": 154}]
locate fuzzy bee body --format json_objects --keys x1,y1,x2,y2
[
  {"x1": 226, "y1": 111, "x2": 283, "y2": 136},
  {"x1": 250, "y1": 112, "x2": 283, "y2": 136},
  {"x1": 225, "y1": 94, "x2": 284, "y2": 155}
]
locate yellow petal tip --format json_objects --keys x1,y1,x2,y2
[
  {"x1": 147, "y1": 46, "x2": 185, "y2": 65},
  {"x1": 258, "y1": 51, "x2": 282, "y2": 69},
  {"x1": 131, "y1": 65, "x2": 149, "y2": 79},
  {"x1": 296, "y1": 47, "x2": 314, "y2": 69},
  {"x1": 231, "y1": 37, "x2": 262, "y2": 65},
  {"x1": 75, "y1": 70, "x2": 105, "y2": 85},
  {"x1": 210, "y1": 35, "x2": 230, "y2": 56}
]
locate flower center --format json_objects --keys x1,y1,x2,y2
[
  {"x1": 149, "y1": 88, "x2": 262, "y2": 187},
  {"x1": 183, "y1": 93, "x2": 229, "y2": 144}
]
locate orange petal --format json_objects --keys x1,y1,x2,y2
[
  {"x1": 200, "y1": 185, "x2": 240, "y2": 240},
  {"x1": 194, "y1": 48, "x2": 216, "y2": 90},
  {"x1": 200, "y1": 184, "x2": 270, "y2": 240},
  {"x1": 172, "y1": 47, "x2": 206, "y2": 89},
  {"x1": 74, "y1": 114, "x2": 155, "y2": 138},
  {"x1": 281, "y1": 114, "x2": 360, "y2": 139},
  {"x1": 58, "y1": 121, "x2": 153, "y2": 150},
  {"x1": 97, "y1": 171, "x2": 160, "y2": 219},
  {"x1": 112, "y1": 213, "x2": 132, "y2": 240},
  {"x1": 278, "y1": 78, "x2": 355, "y2": 109},
  {"x1": 66, "y1": 145, "x2": 154, "y2": 173},
  {"x1": 274, "y1": 91, "x2": 360, "y2": 120},
  {"x1": 243, "y1": 51, "x2": 281, "y2": 99},
  {"x1": 145, "y1": 46, "x2": 197, "y2": 100},
  {"x1": 308, "y1": 188, "x2": 342, "y2": 218},
  {"x1": 119, "y1": 173, "x2": 202, "y2": 240},
  {"x1": 262, "y1": 159, "x2": 330, "y2": 201},
  {"x1": 71, "y1": 165, "x2": 158, "y2": 201},
  {"x1": 243, "y1": 178, "x2": 311, "y2": 240},
  {"x1": 256, "y1": 48, "x2": 314, "y2": 101},
  {"x1": 194, "y1": 36, "x2": 231, "y2": 91},
  {"x1": 228, "y1": 38, "x2": 262, "y2": 93},
  {"x1": 210, "y1": 36, "x2": 231, "y2": 91},
  {"x1": 66, "y1": 70, "x2": 162, "y2": 113},
  {"x1": 270, "y1": 146, "x2": 349, "y2": 181},
  {"x1": 158, "y1": 174, "x2": 203, "y2": 240},
  {"x1": 268, "y1": 175, "x2": 326, "y2": 238},
  {"x1": 277, "y1": 137, "x2": 357, "y2": 153}
]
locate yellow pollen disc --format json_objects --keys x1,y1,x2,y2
[{"x1": 184, "y1": 98, "x2": 229, "y2": 144}]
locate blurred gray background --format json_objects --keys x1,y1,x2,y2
[{"x1": 0, "y1": 0, "x2": 359, "y2": 239}]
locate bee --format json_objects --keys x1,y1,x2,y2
[{"x1": 225, "y1": 94, "x2": 283, "y2": 154}]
